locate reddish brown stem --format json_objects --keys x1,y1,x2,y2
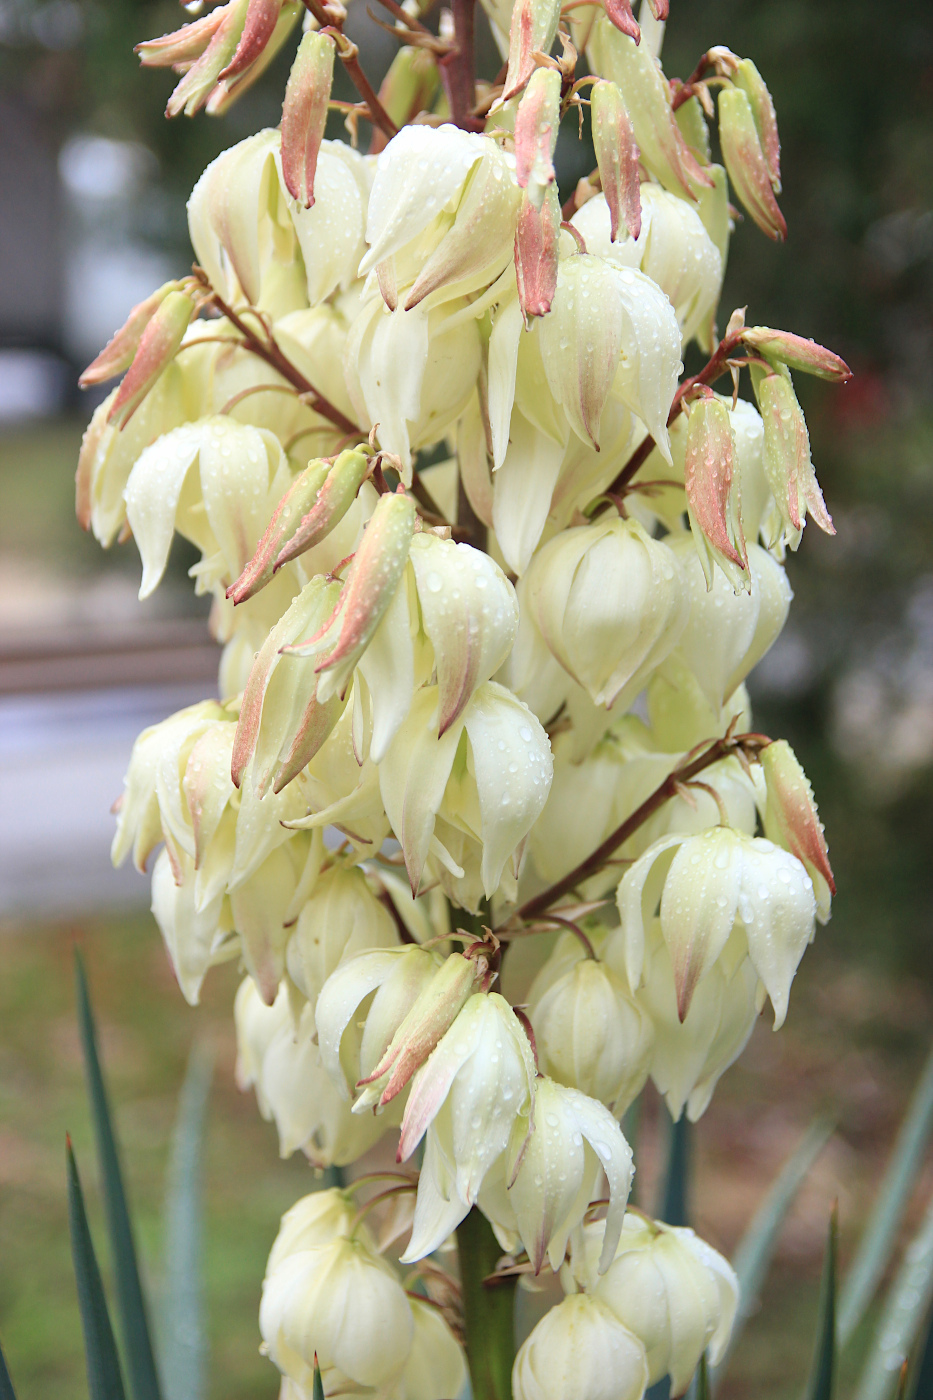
[
  {"x1": 196, "y1": 273, "x2": 362, "y2": 438},
  {"x1": 593, "y1": 330, "x2": 744, "y2": 512},
  {"x1": 507, "y1": 732, "x2": 768, "y2": 923},
  {"x1": 441, "y1": 0, "x2": 481, "y2": 131},
  {"x1": 300, "y1": 0, "x2": 399, "y2": 138}
]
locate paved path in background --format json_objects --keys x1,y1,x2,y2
[{"x1": 0, "y1": 684, "x2": 212, "y2": 920}]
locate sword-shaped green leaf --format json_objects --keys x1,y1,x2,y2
[
  {"x1": 0, "y1": 1338, "x2": 18, "y2": 1400},
  {"x1": 713, "y1": 1116, "x2": 834, "y2": 1388},
  {"x1": 313, "y1": 1356, "x2": 325, "y2": 1400},
  {"x1": 802, "y1": 1207, "x2": 837, "y2": 1400},
  {"x1": 67, "y1": 1137, "x2": 128, "y2": 1400},
  {"x1": 853, "y1": 1191, "x2": 933, "y2": 1400},
  {"x1": 840, "y1": 1043, "x2": 933, "y2": 1344},
  {"x1": 75, "y1": 951, "x2": 162, "y2": 1400},
  {"x1": 159, "y1": 1043, "x2": 214, "y2": 1400}
]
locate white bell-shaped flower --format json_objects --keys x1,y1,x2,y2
[
  {"x1": 571, "y1": 186, "x2": 723, "y2": 346},
  {"x1": 512, "y1": 1294, "x2": 649, "y2": 1400},
  {"x1": 617, "y1": 826, "x2": 817, "y2": 1027},
  {"x1": 504, "y1": 1077, "x2": 635, "y2": 1274},
  {"x1": 123, "y1": 415, "x2": 294, "y2": 601},
  {"x1": 398, "y1": 1296, "x2": 468, "y2": 1400},
  {"x1": 664, "y1": 536, "x2": 792, "y2": 711},
  {"x1": 344, "y1": 295, "x2": 483, "y2": 480},
  {"x1": 607, "y1": 920, "x2": 759, "y2": 1122},
  {"x1": 260, "y1": 1232, "x2": 414, "y2": 1393},
  {"x1": 379, "y1": 682, "x2": 553, "y2": 900},
  {"x1": 285, "y1": 865, "x2": 398, "y2": 1008},
  {"x1": 399, "y1": 993, "x2": 537, "y2": 1260},
  {"x1": 360, "y1": 124, "x2": 520, "y2": 310},
  {"x1": 265, "y1": 1189, "x2": 357, "y2": 1276},
  {"x1": 528, "y1": 933, "x2": 654, "y2": 1112},
  {"x1": 523, "y1": 518, "x2": 689, "y2": 710},
  {"x1": 150, "y1": 847, "x2": 235, "y2": 1005},
  {"x1": 585, "y1": 1213, "x2": 739, "y2": 1395},
  {"x1": 188, "y1": 129, "x2": 364, "y2": 314},
  {"x1": 234, "y1": 979, "x2": 393, "y2": 1163}
]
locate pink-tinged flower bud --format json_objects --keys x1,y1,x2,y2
[
  {"x1": 741, "y1": 326, "x2": 852, "y2": 382},
  {"x1": 228, "y1": 448, "x2": 368, "y2": 604},
  {"x1": 280, "y1": 30, "x2": 335, "y2": 208},
  {"x1": 107, "y1": 290, "x2": 196, "y2": 429},
  {"x1": 274, "y1": 448, "x2": 369, "y2": 568},
  {"x1": 602, "y1": 0, "x2": 640, "y2": 42},
  {"x1": 231, "y1": 575, "x2": 345, "y2": 792},
  {"x1": 79, "y1": 280, "x2": 188, "y2": 388},
  {"x1": 163, "y1": 0, "x2": 250, "y2": 118},
  {"x1": 136, "y1": 6, "x2": 228, "y2": 68},
  {"x1": 512, "y1": 1294, "x2": 648, "y2": 1400},
  {"x1": 355, "y1": 948, "x2": 496, "y2": 1111},
  {"x1": 755, "y1": 369, "x2": 834, "y2": 542},
  {"x1": 218, "y1": 0, "x2": 282, "y2": 81},
  {"x1": 228, "y1": 458, "x2": 331, "y2": 605},
  {"x1": 587, "y1": 19, "x2": 711, "y2": 200},
  {"x1": 515, "y1": 185, "x2": 561, "y2": 319},
  {"x1": 207, "y1": 2, "x2": 303, "y2": 116},
  {"x1": 515, "y1": 67, "x2": 561, "y2": 209},
  {"x1": 316, "y1": 945, "x2": 444, "y2": 1097},
  {"x1": 590, "y1": 80, "x2": 642, "y2": 242},
  {"x1": 683, "y1": 393, "x2": 747, "y2": 589},
  {"x1": 733, "y1": 57, "x2": 780, "y2": 192},
  {"x1": 645, "y1": 0, "x2": 668, "y2": 15},
  {"x1": 718, "y1": 85, "x2": 786, "y2": 241},
  {"x1": 502, "y1": 0, "x2": 561, "y2": 99},
  {"x1": 398, "y1": 992, "x2": 537, "y2": 1254},
  {"x1": 285, "y1": 490, "x2": 416, "y2": 704},
  {"x1": 759, "y1": 739, "x2": 835, "y2": 920}
]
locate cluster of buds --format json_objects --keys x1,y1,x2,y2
[{"x1": 79, "y1": 1, "x2": 853, "y2": 1396}]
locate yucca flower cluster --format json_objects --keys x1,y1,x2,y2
[{"x1": 78, "y1": 0, "x2": 850, "y2": 1394}]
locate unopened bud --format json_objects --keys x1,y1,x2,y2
[
  {"x1": 742, "y1": 326, "x2": 852, "y2": 382},
  {"x1": 136, "y1": 7, "x2": 227, "y2": 68},
  {"x1": 603, "y1": 0, "x2": 640, "y2": 42},
  {"x1": 733, "y1": 58, "x2": 780, "y2": 191},
  {"x1": 285, "y1": 489, "x2": 416, "y2": 704},
  {"x1": 377, "y1": 44, "x2": 440, "y2": 130},
  {"x1": 591, "y1": 80, "x2": 642, "y2": 242},
  {"x1": 718, "y1": 85, "x2": 786, "y2": 241},
  {"x1": 219, "y1": 0, "x2": 282, "y2": 81},
  {"x1": 275, "y1": 448, "x2": 370, "y2": 568},
  {"x1": 163, "y1": 0, "x2": 249, "y2": 117},
  {"x1": 755, "y1": 370, "x2": 834, "y2": 541},
  {"x1": 514, "y1": 185, "x2": 560, "y2": 319},
  {"x1": 107, "y1": 290, "x2": 196, "y2": 429},
  {"x1": 683, "y1": 393, "x2": 747, "y2": 589},
  {"x1": 228, "y1": 458, "x2": 331, "y2": 604},
  {"x1": 502, "y1": 0, "x2": 561, "y2": 99},
  {"x1": 512, "y1": 1294, "x2": 648, "y2": 1400},
  {"x1": 355, "y1": 949, "x2": 494, "y2": 1110},
  {"x1": 79, "y1": 280, "x2": 187, "y2": 388},
  {"x1": 281, "y1": 30, "x2": 335, "y2": 208},
  {"x1": 588, "y1": 21, "x2": 711, "y2": 200},
  {"x1": 759, "y1": 739, "x2": 834, "y2": 920},
  {"x1": 514, "y1": 67, "x2": 561, "y2": 209}
]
